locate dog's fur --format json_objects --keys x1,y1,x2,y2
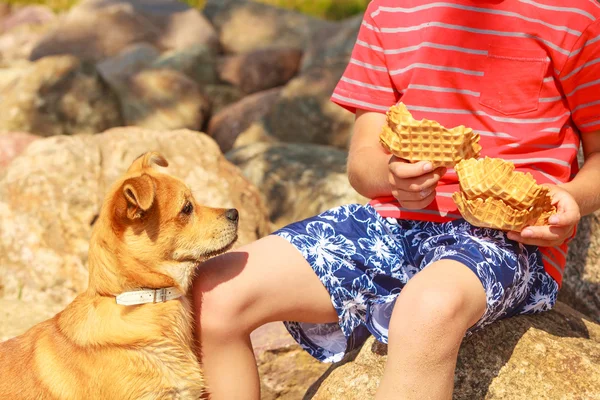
[{"x1": 0, "y1": 152, "x2": 238, "y2": 399}]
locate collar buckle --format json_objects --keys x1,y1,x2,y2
[{"x1": 154, "y1": 287, "x2": 168, "y2": 303}]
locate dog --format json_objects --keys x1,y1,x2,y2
[{"x1": 0, "y1": 152, "x2": 239, "y2": 399}]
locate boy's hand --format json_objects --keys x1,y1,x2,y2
[
  {"x1": 388, "y1": 156, "x2": 446, "y2": 210},
  {"x1": 507, "y1": 185, "x2": 580, "y2": 247}
]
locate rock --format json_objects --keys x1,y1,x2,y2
[
  {"x1": 258, "y1": 345, "x2": 330, "y2": 400},
  {"x1": 30, "y1": 0, "x2": 218, "y2": 63},
  {"x1": 152, "y1": 8, "x2": 219, "y2": 54},
  {"x1": 0, "y1": 22, "x2": 55, "y2": 66},
  {"x1": 115, "y1": 68, "x2": 211, "y2": 131},
  {"x1": 208, "y1": 88, "x2": 282, "y2": 153},
  {"x1": 0, "y1": 55, "x2": 122, "y2": 136},
  {"x1": 227, "y1": 142, "x2": 367, "y2": 228},
  {"x1": 0, "y1": 64, "x2": 28, "y2": 90},
  {"x1": 203, "y1": 0, "x2": 335, "y2": 54},
  {"x1": 560, "y1": 209, "x2": 600, "y2": 322},
  {"x1": 217, "y1": 48, "x2": 303, "y2": 94},
  {"x1": 0, "y1": 128, "x2": 271, "y2": 315},
  {"x1": 1, "y1": 5, "x2": 55, "y2": 33},
  {"x1": 0, "y1": 132, "x2": 39, "y2": 167},
  {"x1": 96, "y1": 43, "x2": 161, "y2": 88},
  {"x1": 252, "y1": 322, "x2": 329, "y2": 399},
  {"x1": 307, "y1": 302, "x2": 600, "y2": 399},
  {"x1": 232, "y1": 123, "x2": 280, "y2": 150},
  {"x1": 151, "y1": 44, "x2": 219, "y2": 85},
  {"x1": 30, "y1": 3, "x2": 161, "y2": 63},
  {"x1": 261, "y1": 67, "x2": 355, "y2": 149},
  {"x1": 301, "y1": 15, "x2": 362, "y2": 73},
  {"x1": 0, "y1": 4, "x2": 11, "y2": 20},
  {"x1": 202, "y1": 84, "x2": 245, "y2": 115}
]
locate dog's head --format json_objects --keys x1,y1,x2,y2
[{"x1": 88, "y1": 152, "x2": 238, "y2": 296}]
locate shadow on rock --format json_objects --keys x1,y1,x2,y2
[{"x1": 303, "y1": 302, "x2": 599, "y2": 399}]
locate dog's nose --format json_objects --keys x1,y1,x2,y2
[{"x1": 225, "y1": 208, "x2": 239, "y2": 223}]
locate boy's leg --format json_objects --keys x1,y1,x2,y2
[
  {"x1": 192, "y1": 235, "x2": 338, "y2": 400},
  {"x1": 376, "y1": 259, "x2": 487, "y2": 400}
]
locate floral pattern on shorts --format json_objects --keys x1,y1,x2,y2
[{"x1": 273, "y1": 204, "x2": 559, "y2": 363}]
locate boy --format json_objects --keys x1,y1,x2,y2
[{"x1": 193, "y1": 1, "x2": 600, "y2": 398}]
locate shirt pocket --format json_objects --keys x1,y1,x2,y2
[{"x1": 479, "y1": 45, "x2": 549, "y2": 115}]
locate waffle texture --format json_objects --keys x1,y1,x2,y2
[
  {"x1": 453, "y1": 157, "x2": 556, "y2": 231},
  {"x1": 379, "y1": 103, "x2": 482, "y2": 168}
]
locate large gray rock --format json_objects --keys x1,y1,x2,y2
[
  {"x1": 217, "y1": 48, "x2": 303, "y2": 94},
  {"x1": 0, "y1": 128, "x2": 271, "y2": 313},
  {"x1": 227, "y1": 142, "x2": 367, "y2": 228},
  {"x1": 307, "y1": 302, "x2": 600, "y2": 399},
  {"x1": 301, "y1": 15, "x2": 362, "y2": 73},
  {"x1": 208, "y1": 88, "x2": 282, "y2": 153},
  {"x1": 113, "y1": 68, "x2": 211, "y2": 131},
  {"x1": 30, "y1": 0, "x2": 218, "y2": 62},
  {"x1": 151, "y1": 44, "x2": 219, "y2": 85},
  {"x1": 203, "y1": 0, "x2": 334, "y2": 54},
  {"x1": 0, "y1": 55, "x2": 122, "y2": 136},
  {"x1": 260, "y1": 67, "x2": 355, "y2": 149}
]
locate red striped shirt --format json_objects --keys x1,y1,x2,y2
[{"x1": 332, "y1": 0, "x2": 600, "y2": 286}]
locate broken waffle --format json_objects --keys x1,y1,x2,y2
[
  {"x1": 452, "y1": 157, "x2": 556, "y2": 232},
  {"x1": 379, "y1": 102, "x2": 481, "y2": 168}
]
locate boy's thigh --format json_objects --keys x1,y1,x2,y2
[{"x1": 193, "y1": 234, "x2": 338, "y2": 333}]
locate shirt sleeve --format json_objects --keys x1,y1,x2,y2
[
  {"x1": 560, "y1": 20, "x2": 600, "y2": 133},
  {"x1": 330, "y1": 1, "x2": 400, "y2": 114}
]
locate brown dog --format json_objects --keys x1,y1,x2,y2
[{"x1": 0, "y1": 152, "x2": 238, "y2": 399}]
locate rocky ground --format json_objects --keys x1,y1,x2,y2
[{"x1": 0, "y1": 0, "x2": 599, "y2": 399}]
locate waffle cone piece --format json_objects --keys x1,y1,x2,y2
[
  {"x1": 380, "y1": 103, "x2": 482, "y2": 168},
  {"x1": 452, "y1": 157, "x2": 556, "y2": 231}
]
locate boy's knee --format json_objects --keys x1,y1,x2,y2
[
  {"x1": 391, "y1": 263, "x2": 487, "y2": 335},
  {"x1": 395, "y1": 285, "x2": 468, "y2": 330}
]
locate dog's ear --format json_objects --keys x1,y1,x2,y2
[
  {"x1": 122, "y1": 174, "x2": 155, "y2": 220},
  {"x1": 127, "y1": 152, "x2": 169, "y2": 173}
]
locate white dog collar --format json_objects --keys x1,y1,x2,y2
[{"x1": 115, "y1": 287, "x2": 183, "y2": 306}]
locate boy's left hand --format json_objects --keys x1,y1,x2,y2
[{"x1": 507, "y1": 185, "x2": 580, "y2": 247}]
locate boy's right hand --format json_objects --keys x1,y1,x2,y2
[{"x1": 388, "y1": 156, "x2": 447, "y2": 210}]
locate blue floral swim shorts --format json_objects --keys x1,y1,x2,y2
[{"x1": 272, "y1": 203, "x2": 559, "y2": 363}]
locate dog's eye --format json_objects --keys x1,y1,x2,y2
[{"x1": 181, "y1": 201, "x2": 194, "y2": 216}]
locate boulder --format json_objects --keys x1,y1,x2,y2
[
  {"x1": 0, "y1": 5, "x2": 55, "y2": 33},
  {"x1": 560, "y1": 210, "x2": 600, "y2": 322},
  {"x1": 203, "y1": 0, "x2": 335, "y2": 54},
  {"x1": 202, "y1": 83, "x2": 245, "y2": 115},
  {"x1": 260, "y1": 67, "x2": 355, "y2": 149},
  {"x1": 96, "y1": 43, "x2": 161, "y2": 88},
  {"x1": 0, "y1": 132, "x2": 39, "y2": 167},
  {"x1": 208, "y1": 88, "x2": 282, "y2": 153},
  {"x1": 113, "y1": 68, "x2": 211, "y2": 131},
  {"x1": 301, "y1": 15, "x2": 362, "y2": 73},
  {"x1": 0, "y1": 128, "x2": 271, "y2": 314},
  {"x1": 307, "y1": 302, "x2": 600, "y2": 399},
  {"x1": 0, "y1": 21, "x2": 56, "y2": 66},
  {"x1": 151, "y1": 44, "x2": 219, "y2": 85},
  {"x1": 217, "y1": 48, "x2": 303, "y2": 94},
  {"x1": 251, "y1": 322, "x2": 330, "y2": 400},
  {"x1": 227, "y1": 142, "x2": 367, "y2": 228},
  {"x1": 30, "y1": 0, "x2": 218, "y2": 63},
  {"x1": 0, "y1": 55, "x2": 122, "y2": 136}
]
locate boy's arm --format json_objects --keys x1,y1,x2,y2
[
  {"x1": 347, "y1": 110, "x2": 447, "y2": 209},
  {"x1": 508, "y1": 130, "x2": 600, "y2": 247},
  {"x1": 559, "y1": 130, "x2": 600, "y2": 216}
]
